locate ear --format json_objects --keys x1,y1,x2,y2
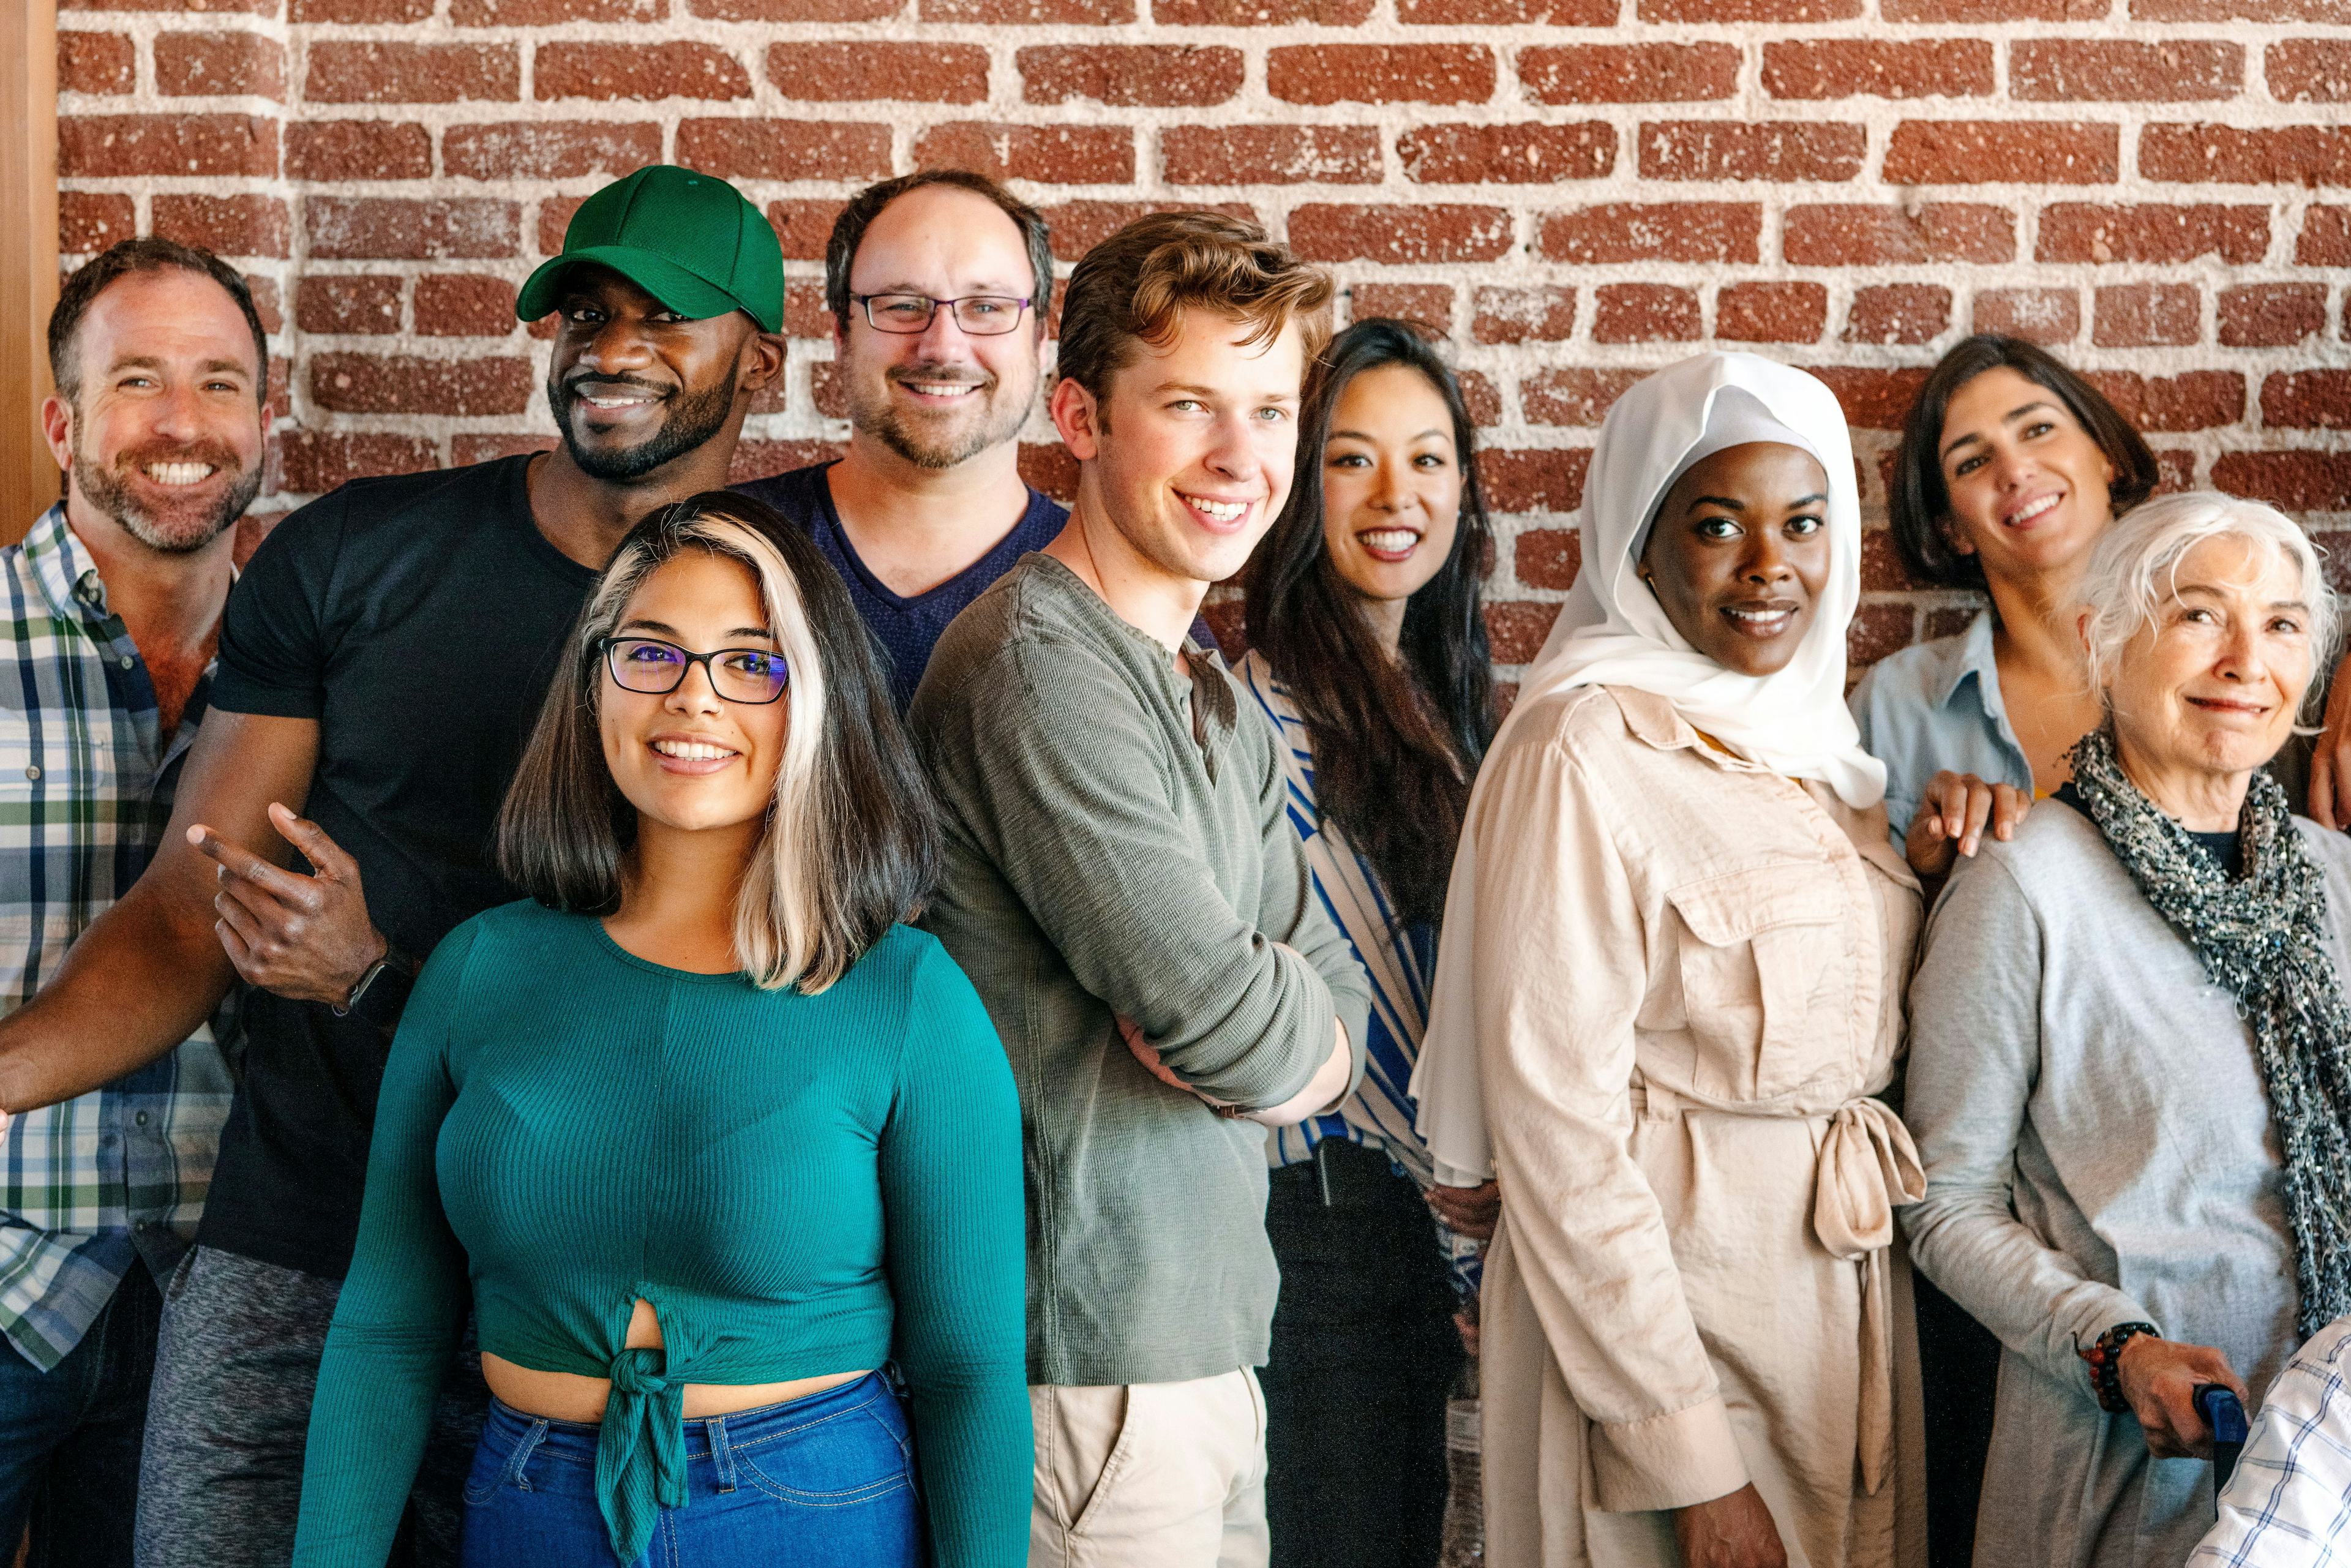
[
  {"x1": 1049, "y1": 375, "x2": 1101, "y2": 463},
  {"x1": 737, "y1": 330, "x2": 787, "y2": 397},
  {"x1": 40, "y1": 396, "x2": 70, "y2": 474},
  {"x1": 2075, "y1": 606, "x2": 2095, "y2": 659}
]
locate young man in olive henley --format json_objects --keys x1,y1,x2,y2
[{"x1": 909, "y1": 213, "x2": 1369, "y2": 1567}]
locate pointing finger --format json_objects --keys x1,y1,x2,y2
[{"x1": 187, "y1": 825, "x2": 312, "y2": 904}]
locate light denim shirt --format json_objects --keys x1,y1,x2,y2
[{"x1": 1848, "y1": 609, "x2": 2032, "y2": 848}]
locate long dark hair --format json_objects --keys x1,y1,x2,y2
[
  {"x1": 497, "y1": 492, "x2": 939, "y2": 992},
  {"x1": 1891, "y1": 334, "x2": 2161, "y2": 591},
  {"x1": 1244, "y1": 319, "x2": 1495, "y2": 924}
]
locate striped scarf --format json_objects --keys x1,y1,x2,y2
[{"x1": 2069, "y1": 726, "x2": 2351, "y2": 1337}]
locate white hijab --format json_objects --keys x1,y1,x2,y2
[{"x1": 1409, "y1": 352, "x2": 1881, "y2": 1184}]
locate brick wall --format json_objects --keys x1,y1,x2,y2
[{"x1": 51, "y1": 0, "x2": 2351, "y2": 678}]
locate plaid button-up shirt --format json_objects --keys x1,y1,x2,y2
[
  {"x1": 0, "y1": 504, "x2": 232, "y2": 1372},
  {"x1": 2196, "y1": 1316, "x2": 2351, "y2": 1567}
]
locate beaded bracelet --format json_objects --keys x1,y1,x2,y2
[{"x1": 2080, "y1": 1321, "x2": 2159, "y2": 1413}]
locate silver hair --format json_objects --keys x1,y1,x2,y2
[{"x1": 2079, "y1": 490, "x2": 2339, "y2": 724}]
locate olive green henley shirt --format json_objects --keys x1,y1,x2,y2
[{"x1": 909, "y1": 553, "x2": 1371, "y2": 1389}]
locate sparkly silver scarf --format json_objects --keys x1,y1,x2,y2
[{"x1": 2069, "y1": 727, "x2": 2351, "y2": 1337}]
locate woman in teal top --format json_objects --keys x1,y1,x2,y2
[{"x1": 291, "y1": 493, "x2": 1029, "y2": 1568}]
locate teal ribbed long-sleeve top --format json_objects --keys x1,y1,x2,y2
[{"x1": 291, "y1": 901, "x2": 1030, "y2": 1567}]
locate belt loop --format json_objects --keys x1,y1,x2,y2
[
  {"x1": 503, "y1": 1418, "x2": 550, "y2": 1493},
  {"x1": 708, "y1": 1414, "x2": 737, "y2": 1495}
]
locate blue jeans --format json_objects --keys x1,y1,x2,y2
[
  {"x1": 0, "y1": 1259, "x2": 161, "y2": 1568},
  {"x1": 460, "y1": 1371, "x2": 923, "y2": 1568}
]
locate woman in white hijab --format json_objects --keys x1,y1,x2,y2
[{"x1": 1412, "y1": 353, "x2": 1926, "y2": 1568}]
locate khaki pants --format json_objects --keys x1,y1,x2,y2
[{"x1": 1029, "y1": 1368, "x2": 1270, "y2": 1568}]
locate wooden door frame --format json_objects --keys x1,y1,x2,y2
[{"x1": 1, "y1": 0, "x2": 56, "y2": 546}]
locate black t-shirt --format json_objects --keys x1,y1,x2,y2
[
  {"x1": 203, "y1": 455, "x2": 596, "y2": 1279},
  {"x1": 732, "y1": 463, "x2": 1067, "y2": 714}
]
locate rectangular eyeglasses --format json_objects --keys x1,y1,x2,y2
[
  {"x1": 601, "y1": 637, "x2": 789, "y2": 705},
  {"x1": 854, "y1": 294, "x2": 1033, "y2": 336}
]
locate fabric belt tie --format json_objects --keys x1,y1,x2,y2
[
  {"x1": 597, "y1": 1346, "x2": 688, "y2": 1563},
  {"x1": 1811, "y1": 1097, "x2": 1925, "y2": 1497}
]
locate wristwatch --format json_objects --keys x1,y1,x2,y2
[{"x1": 332, "y1": 943, "x2": 419, "y2": 1019}]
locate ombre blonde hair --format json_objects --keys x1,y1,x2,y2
[{"x1": 497, "y1": 492, "x2": 939, "y2": 992}]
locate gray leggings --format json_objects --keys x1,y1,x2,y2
[{"x1": 133, "y1": 1246, "x2": 487, "y2": 1568}]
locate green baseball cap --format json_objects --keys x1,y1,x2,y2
[{"x1": 517, "y1": 165, "x2": 782, "y2": 334}]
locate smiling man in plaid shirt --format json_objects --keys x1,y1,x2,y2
[{"x1": 0, "y1": 238, "x2": 267, "y2": 1566}]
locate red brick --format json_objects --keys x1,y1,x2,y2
[
  {"x1": 1971, "y1": 287, "x2": 2079, "y2": 343},
  {"x1": 2298, "y1": 206, "x2": 2351, "y2": 264},
  {"x1": 1643, "y1": 0, "x2": 1856, "y2": 15},
  {"x1": 279, "y1": 431, "x2": 440, "y2": 495},
  {"x1": 1479, "y1": 449, "x2": 1589, "y2": 512},
  {"x1": 312, "y1": 353, "x2": 531, "y2": 416},
  {"x1": 60, "y1": 114, "x2": 277, "y2": 178},
  {"x1": 296, "y1": 276, "x2": 402, "y2": 335},
  {"x1": 730, "y1": 439, "x2": 846, "y2": 486},
  {"x1": 2219, "y1": 283, "x2": 2328, "y2": 347},
  {"x1": 233, "y1": 509, "x2": 287, "y2": 570},
  {"x1": 1018, "y1": 443, "x2": 1077, "y2": 504},
  {"x1": 2085, "y1": 370, "x2": 2244, "y2": 430},
  {"x1": 1591, "y1": 283, "x2": 1699, "y2": 343},
  {"x1": 1805, "y1": 366, "x2": 1930, "y2": 429},
  {"x1": 2093, "y1": 282, "x2": 2200, "y2": 347},
  {"x1": 811, "y1": 362, "x2": 850, "y2": 419},
  {"x1": 923, "y1": 0, "x2": 1130, "y2": 20},
  {"x1": 766, "y1": 200, "x2": 847, "y2": 261},
  {"x1": 445, "y1": 121, "x2": 663, "y2": 181},
  {"x1": 1155, "y1": 0, "x2": 1370, "y2": 21},
  {"x1": 2214, "y1": 451, "x2": 2351, "y2": 509},
  {"x1": 454, "y1": 0, "x2": 662, "y2": 19},
  {"x1": 915, "y1": 122, "x2": 1134, "y2": 184},
  {"x1": 1398, "y1": 123, "x2": 1613, "y2": 184},
  {"x1": 1540, "y1": 203, "x2": 1760, "y2": 264},
  {"x1": 288, "y1": 120, "x2": 431, "y2": 181},
  {"x1": 1520, "y1": 43, "x2": 1738, "y2": 103},
  {"x1": 68, "y1": 0, "x2": 276, "y2": 13},
  {"x1": 2011, "y1": 39, "x2": 2242, "y2": 100},
  {"x1": 1461, "y1": 371, "x2": 1502, "y2": 429},
  {"x1": 2268, "y1": 40, "x2": 2351, "y2": 102},
  {"x1": 59, "y1": 193, "x2": 134, "y2": 256},
  {"x1": 1761, "y1": 40, "x2": 1993, "y2": 99},
  {"x1": 416, "y1": 276, "x2": 520, "y2": 337},
  {"x1": 2140, "y1": 124, "x2": 2351, "y2": 186},
  {"x1": 2037, "y1": 203, "x2": 2267, "y2": 264},
  {"x1": 1349, "y1": 283, "x2": 1452, "y2": 330},
  {"x1": 766, "y1": 42, "x2": 985, "y2": 103},
  {"x1": 1288, "y1": 204, "x2": 1511, "y2": 264},
  {"x1": 2134, "y1": 0, "x2": 2350, "y2": 19},
  {"x1": 453, "y1": 435, "x2": 561, "y2": 466},
  {"x1": 1268, "y1": 45, "x2": 1494, "y2": 105},
  {"x1": 152, "y1": 194, "x2": 290, "y2": 258},
  {"x1": 1515, "y1": 528, "x2": 1583, "y2": 590},
  {"x1": 1717, "y1": 281, "x2": 1827, "y2": 342},
  {"x1": 1036, "y1": 200, "x2": 1257, "y2": 260},
  {"x1": 309, "y1": 197, "x2": 518, "y2": 260},
  {"x1": 290, "y1": 0, "x2": 429, "y2": 18},
  {"x1": 58, "y1": 32, "x2": 133, "y2": 94},
  {"x1": 1472, "y1": 286, "x2": 1576, "y2": 344},
  {"x1": 1883, "y1": 121, "x2": 2117, "y2": 184},
  {"x1": 1846, "y1": 284, "x2": 1950, "y2": 345},
  {"x1": 156, "y1": 30, "x2": 285, "y2": 98},
  {"x1": 785, "y1": 282, "x2": 830, "y2": 338},
  {"x1": 2261, "y1": 371, "x2": 2351, "y2": 429},
  {"x1": 1782, "y1": 203, "x2": 2012, "y2": 264},
  {"x1": 1862, "y1": 529, "x2": 1927, "y2": 591},
  {"x1": 1163, "y1": 126, "x2": 1379, "y2": 186},
  {"x1": 675, "y1": 119, "x2": 891, "y2": 180},
  {"x1": 1020, "y1": 45, "x2": 1238, "y2": 107},
  {"x1": 1485, "y1": 601, "x2": 1564, "y2": 662},
  {"x1": 1848, "y1": 604, "x2": 1917, "y2": 669},
  {"x1": 694, "y1": 0, "x2": 895, "y2": 15},
  {"x1": 1884, "y1": 0, "x2": 2109, "y2": 15},
  {"x1": 1638, "y1": 121, "x2": 1865, "y2": 182},
  {"x1": 307, "y1": 42, "x2": 517, "y2": 103},
  {"x1": 1403, "y1": 0, "x2": 1610, "y2": 17},
  {"x1": 541, "y1": 41, "x2": 749, "y2": 100}
]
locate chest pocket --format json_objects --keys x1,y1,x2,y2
[{"x1": 1665, "y1": 861, "x2": 1849, "y2": 1101}]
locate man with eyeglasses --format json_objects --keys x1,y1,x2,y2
[
  {"x1": 734, "y1": 171, "x2": 1076, "y2": 712},
  {"x1": 0, "y1": 163, "x2": 784, "y2": 1564}
]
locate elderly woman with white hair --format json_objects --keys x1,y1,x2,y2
[{"x1": 1904, "y1": 490, "x2": 2351, "y2": 1568}]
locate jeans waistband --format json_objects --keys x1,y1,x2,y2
[{"x1": 482, "y1": 1368, "x2": 896, "y2": 1462}]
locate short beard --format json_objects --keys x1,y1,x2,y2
[
  {"x1": 844, "y1": 362, "x2": 1032, "y2": 471},
  {"x1": 72, "y1": 439, "x2": 260, "y2": 555},
  {"x1": 550, "y1": 375, "x2": 737, "y2": 484}
]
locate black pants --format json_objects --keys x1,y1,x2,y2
[
  {"x1": 1262, "y1": 1141, "x2": 1463, "y2": 1568},
  {"x1": 1916, "y1": 1272, "x2": 2000, "y2": 1568}
]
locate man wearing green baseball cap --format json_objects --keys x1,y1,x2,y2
[{"x1": 2, "y1": 164, "x2": 782, "y2": 1567}]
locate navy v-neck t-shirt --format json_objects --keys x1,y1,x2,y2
[{"x1": 733, "y1": 463, "x2": 1067, "y2": 715}]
